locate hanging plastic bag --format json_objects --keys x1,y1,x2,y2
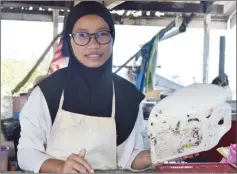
[{"x1": 218, "y1": 144, "x2": 236, "y2": 165}]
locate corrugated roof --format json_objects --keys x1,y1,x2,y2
[{"x1": 1, "y1": 1, "x2": 235, "y2": 29}]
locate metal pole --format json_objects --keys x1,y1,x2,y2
[
  {"x1": 158, "y1": 20, "x2": 177, "y2": 40},
  {"x1": 219, "y1": 36, "x2": 225, "y2": 79},
  {"x1": 74, "y1": 1, "x2": 81, "y2": 6},
  {"x1": 202, "y1": 14, "x2": 211, "y2": 83},
  {"x1": 161, "y1": 13, "x2": 195, "y2": 41},
  {"x1": 160, "y1": 29, "x2": 180, "y2": 41}
]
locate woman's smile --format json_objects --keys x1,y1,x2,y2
[{"x1": 85, "y1": 53, "x2": 103, "y2": 60}]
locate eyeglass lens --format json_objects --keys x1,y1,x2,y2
[{"x1": 72, "y1": 31, "x2": 112, "y2": 46}]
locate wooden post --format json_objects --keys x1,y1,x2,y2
[
  {"x1": 12, "y1": 34, "x2": 61, "y2": 94},
  {"x1": 53, "y1": 9, "x2": 59, "y2": 54}
]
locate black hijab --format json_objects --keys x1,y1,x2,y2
[{"x1": 38, "y1": 1, "x2": 145, "y2": 146}]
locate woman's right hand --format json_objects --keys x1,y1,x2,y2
[{"x1": 58, "y1": 149, "x2": 94, "y2": 173}]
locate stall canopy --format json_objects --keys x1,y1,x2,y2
[{"x1": 1, "y1": 1, "x2": 236, "y2": 29}]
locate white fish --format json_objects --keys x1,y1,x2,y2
[{"x1": 148, "y1": 83, "x2": 232, "y2": 164}]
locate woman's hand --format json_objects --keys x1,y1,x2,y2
[
  {"x1": 58, "y1": 149, "x2": 94, "y2": 173},
  {"x1": 131, "y1": 150, "x2": 200, "y2": 170},
  {"x1": 40, "y1": 149, "x2": 94, "y2": 173},
  {"x1": 131, "y1": 150, "x2": 152, "y2": 171},
  {"x1": 182, "y1": 153, "x2": 199, "y2": 160}
]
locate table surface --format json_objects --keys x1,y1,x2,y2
[
  {"x1": 95, "y1": 169, "x2": 157, "y2": 173},
  {"x1": 3, "y1": 170, "x2": 158, "y2": 174},
  {"x1": 3, "y1": 168, "x2": 158, "y2": 173}
]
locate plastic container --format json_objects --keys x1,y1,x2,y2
[
  {"x1": 10, "y1": 161, "x2": 18, "y2": 171},
  {"x1": 156, "y1": 163, "x2": 237, "y2": 173},
  {"x1": 0, "y1": 145, "x2": 9, "y2": 172},
  {"x1": 13, "y1": 112, "x2": 20, "y2": 120}
]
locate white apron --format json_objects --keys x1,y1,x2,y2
[{"x1": 45, "y1": 85, "x2": 117, "y2": 170}]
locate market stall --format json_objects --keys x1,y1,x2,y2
[{"x1": 0, "y1": 0, "x2": 236, "y2": 173}]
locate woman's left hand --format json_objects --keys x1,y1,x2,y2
[
  {"x1": 131, "y1": 150, "x2": 152, "y2": 170},
  {"x1": 131, "y1": 151, "x2": 199, "y2": 171}
]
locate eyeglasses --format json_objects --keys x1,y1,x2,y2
[{"x1": 70, "y1": 30, "x2": 112, "y2": 46}]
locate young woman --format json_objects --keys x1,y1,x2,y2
[{"x1": 17, "y1": 1, "x2": 197, "y2": 173}]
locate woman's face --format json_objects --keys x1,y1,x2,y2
[{"x1": 71, "y1": 15, "x2": 113, "y2": 68}]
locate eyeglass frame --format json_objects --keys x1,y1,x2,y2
[{"x1": 69, "y1": 30, "x2": 114, "y2": 46}]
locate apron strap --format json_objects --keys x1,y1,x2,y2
[
  {"x1": 111, "y1": 82, "x2": 116, "y2": 119},
  {"x1": 59, "y1": 90, "x2": 64, "y2": 109},
  {"x1": 58, "y1": 82, "x2": 116, "y2": 119}
]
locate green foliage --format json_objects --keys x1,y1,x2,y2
[{"x1": 1, "y1": 56, "x2": 52, "y2": 94}]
